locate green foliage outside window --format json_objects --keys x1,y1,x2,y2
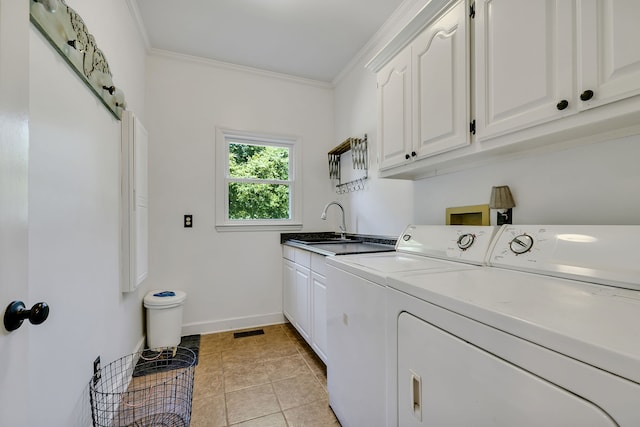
[{"x1": 228, "y1": 143, "x2": 290, "y2": 220}]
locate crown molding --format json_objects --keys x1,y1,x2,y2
[
  {"x1": 124, "y1": 0, "x2": 150, "y2": 50},
  {"x1": 332, "y1": 0, "x2": 452, "y2": 85},
  {"x1": 149, "y1": 49, "x2": 334, "y2": 90}
]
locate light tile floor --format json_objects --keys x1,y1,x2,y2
[{"x1": 190, "y1": 323, "x2": 341, "y2": 426}]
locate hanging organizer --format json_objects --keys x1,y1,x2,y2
[{"x1": 328, "y1": 134, "x2": 368, "y2": 194}]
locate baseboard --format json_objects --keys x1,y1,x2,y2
[
  {"x1": 133, "y1": 335, "x2": 146, "y2": 354},
  {"x1": 181, "y1": 312, "x2": 286, "y2": 336}
]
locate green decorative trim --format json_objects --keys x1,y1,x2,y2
[{"x1": 30, "y1": 0, "x2": 126, "y2": 120}]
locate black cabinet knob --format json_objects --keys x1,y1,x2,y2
[
  {"x1": 411, "y1": 151, "x2": 417, "y2": 157},
  {"x1": 580, "y1": 90, "x2": 594, "y2": 101},
  {"x1": 556, "y1": 99, "x2": 569, "y2": 110},
  {"x1": 4, "y1": 301, "x2": 50, "y2": 332},
  {"x1": 405, "y1": 154, "x2": 410, "y2": 160}
]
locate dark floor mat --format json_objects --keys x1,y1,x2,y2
[{"x1": 132, "y1": 335, "x2": 200, "y2": 377}]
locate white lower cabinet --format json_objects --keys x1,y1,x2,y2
[
  {"x1": 282, "y1": 258, "x2": 296, "y2": 324},
  {"x1": 294, "y1": 263, "x2": 311, "y2": 341},
  {"x1": 282, "y1": 247, "x2": 328, "y2": 363},
  {"x1": 310, "y1": 260, "x2": 328, "y2": 363}
]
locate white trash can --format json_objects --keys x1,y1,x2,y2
[{"x1": 143, "y1": 290, "x2": 187, "y2": 350}]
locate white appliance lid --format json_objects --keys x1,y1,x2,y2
[
  {"x1": 487, "y1": 225, "x2": 640, "y2": 290},
  {"x1": 395, "y1": 225, "x2": 498, "y2": 265}
]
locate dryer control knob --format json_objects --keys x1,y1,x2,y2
[
  {"x1": 509, "y1": 234, "x2": 534, "y2": 255},
  {"x1": 457, "y1": 233, "x2": 475, "y2": 250}
]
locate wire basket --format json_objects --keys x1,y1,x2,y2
[{"x1": 90, "y1": 347, "x2": 196, "y2": 427}]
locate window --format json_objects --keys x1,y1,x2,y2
[{"x1": 216, "y1": 128, "x2": 302, "y2": 230}]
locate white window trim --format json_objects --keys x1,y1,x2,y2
[{"x1": 215, "y1": 127, "x2": 303, "y2": 231}]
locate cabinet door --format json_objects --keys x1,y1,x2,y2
[
  {"x1": 578, "y1": 0, "x2": 640, "y2": 110},
  {"x1": 412, "y1": 0, "x2": 470, "y2": 158},
  {"x1": 378, "y1": 46, "x2": 412, "y2": 170},
  {"x1": 311, "y1": 271, "x2": 328, "y2": 363},
  {"x1": 294, "y1": 264, "x2": 311, "y2": 341},
  {"x1": 283, "y1": 258, "x2": 296, "y2": 323},
  {"x1": 474, "y1": 0, "x2": 574, "y2": 140}
]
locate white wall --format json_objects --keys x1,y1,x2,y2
[
  {"x1": 145, "y1": 53, "x2": 335, "y2": 334},
  {"x1": 28, "y1": 0, "x2": 146, "y2": 424},
  {"x1": 413, "y1": 135, "x2": 640, "y2": 225}
]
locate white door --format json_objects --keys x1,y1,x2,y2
[
  {"x1": 474, "y1": 0, "x2": 574, "y2": 140},
  {"x1": 0, "y1": 0, "x2": 30, "y2": 425},
  {"x1": 578, "y1": 0, "x2": 640, "y2": 110},
  {"x1": 378, "y1": 46, "x2": 412, "y2": 170},
  {"x1": 412, "y1": 0, "x2": 470, "y2": 158}
]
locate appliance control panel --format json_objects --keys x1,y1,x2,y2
[
  {"x1": 488, "y1": 225, "x2": 640, "y2": 290},
  {"x1": 397, "y1": 225, "x2": 498, "y2": 265}
]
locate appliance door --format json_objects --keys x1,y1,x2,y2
[
  {"x1": 398, "y1": 312, "x2": 618, "y2": 426},
  {"x1": 327, "y1": 265, "x2": 386, "y2": 427}
]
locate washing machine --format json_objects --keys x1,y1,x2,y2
[
  {"x1": 325, "y1": 225, "x2": 497, "y2": 427},
  {"x1": 386, "y1": 225, "x2": 640, "y2": 426}
]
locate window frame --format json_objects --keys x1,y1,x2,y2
[{"x1": 215, "y1": 127, "x2": 303, "y2": 231}]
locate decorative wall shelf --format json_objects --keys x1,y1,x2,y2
[
  {"x1": 30, "y1": 0, "x2": 127, "y2": 120},
  {"x1": 328, "y1": 134, "x2": 368, "y2": 194}
]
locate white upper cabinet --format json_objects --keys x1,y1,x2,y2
[
  {"x1": 578, "y1": 0, "x2": 640, "y2": 111},
  {"x1": 476, "y1": 0, "x2": 640, "y2": 140},
  {"x1": 378, "y1": 46, "x2": 412, "y2": 170},
  {"x1": 474, "y1": 0, "x2": 574, "y2": 140},
  {"x1": 378, "y1": 0, "x2": 469, "y2": 171},
  {"x1": 369, "y1": 0, "x2": 640, "y2": 179},
  {"x1": 413, "y1": 0, "x2": 470, "y2": 158}
]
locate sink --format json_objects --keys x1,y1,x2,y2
[
  {"x1": 288, "y1": 238, "x2": 363, "y2": 245},
  {"x1": 306, "y1": 241, "x2": 394, "y2": 255}
]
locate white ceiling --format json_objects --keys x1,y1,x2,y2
[{"x1": 133, "y1": 0, "x2": 405, "y2": 83}]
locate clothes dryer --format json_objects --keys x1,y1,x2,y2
[{"x1": 387, "y1": 225, "x2": 640, "y2": 426}]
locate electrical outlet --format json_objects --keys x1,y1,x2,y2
[
  {"x1": 93, "y1": 356, "x2": 101, "y2": 385},
  {"x1": 184, "y1": 214, "x2": 193, "y2": 228}
]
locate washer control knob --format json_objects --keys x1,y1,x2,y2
[
  {"x1": 457, "y1": 233, "x2": 475, "y2": 250},
  {"x1": 509, "y1": 234, "x2": 534, "y2": 254}
]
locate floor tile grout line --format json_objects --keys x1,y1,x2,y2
[{"x1": 194, "y1": 323, "x2": 332, "y2": 426}]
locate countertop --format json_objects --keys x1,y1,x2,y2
[{"x1": 281, "y1": 232, "x2": 397, "y2": 256}]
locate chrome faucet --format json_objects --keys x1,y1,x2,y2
[{"x1": 321, "y1": 201, "x2": 347, "y2": 239}]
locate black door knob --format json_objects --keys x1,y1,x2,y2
[
  {"x1": 580, "y1": 90, "x2": 594, "y2": 101},
  {"x1": 4, "y1": 301, "x2": 50, "y2": 332},
  {"x1": 405, "y1": 154, "x2": 410, "y2": 160},
  {"x1": 556, "y1": 99, "x2": 569, "y2": 110},
  {"x1": 411, "y1": 151, "x2": 417, "y2": 157}
]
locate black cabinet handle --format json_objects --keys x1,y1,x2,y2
[
  {"x1": 580, "y1": 90, "x2": 594, "y2": 101},
  {"x1": 405, "y1": 154, "x2": 410, "y2": 160},
  {"x1": 556, "y1": 99, "x2": 569, "y2": 110},
  {"x1": 411, "y1": 151, "x2": 417, "y2": 157}
]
